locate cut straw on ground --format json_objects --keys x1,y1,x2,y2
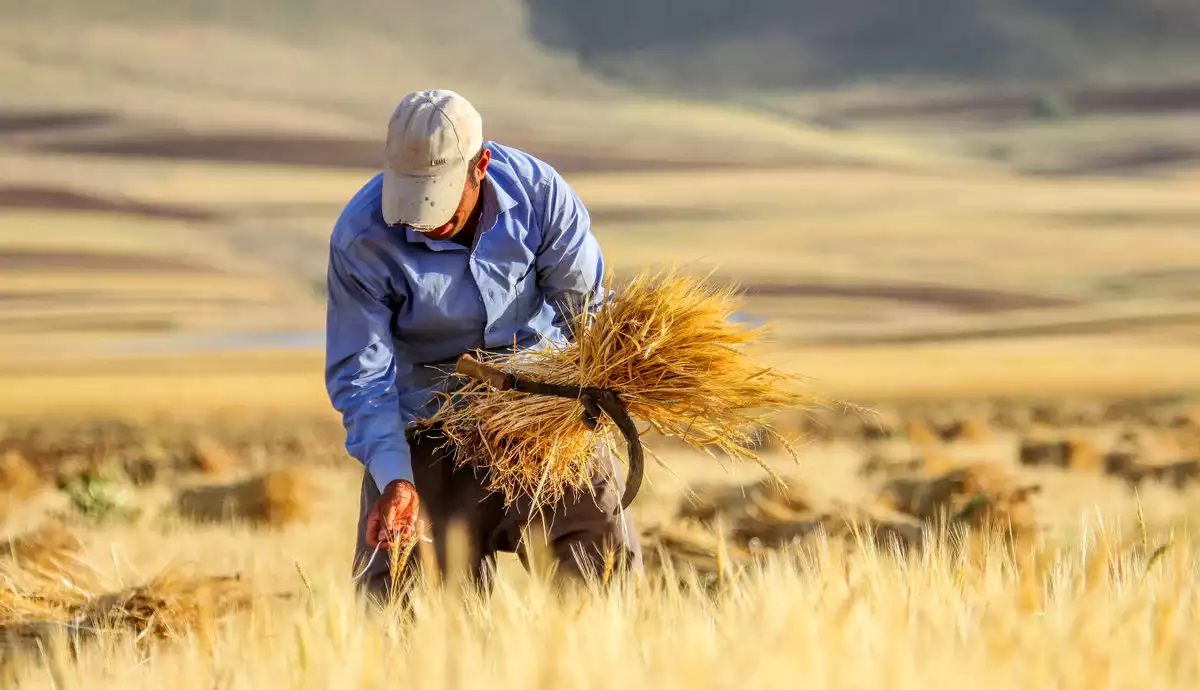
[{"x1": 0, "y1": 559, "x2": 270, "y2": 654}]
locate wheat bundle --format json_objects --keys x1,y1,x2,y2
[
  {"x1": 676, "y1": 476, "x2": 817, "y2": 527},
  {"x1": 639, "y1": 521, "x2": 754, "y2": 580},
  {"x1": 879, "y1": 462, "x2": 1042, "y2": 541},
  {"x1": 427, "y1": 270, "x2": 829, "y2": 509},
  {"x1": 0, "y1": 560, "x2": 259, "y2": 649},
  {"x1": 175, "y1": 467, "x2": 317, "y2": 527}
]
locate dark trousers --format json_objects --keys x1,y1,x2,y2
[{"x1": 352, "y1": 425, "x2": 643, "y2": 605}]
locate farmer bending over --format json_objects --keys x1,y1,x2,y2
[{"x1": 324, "y1": 89, "x2": 643, "y2": 604}]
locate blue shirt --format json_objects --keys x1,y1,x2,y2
[{"x1": 324, "y1": 142, "x2": 606, "y2": 491}]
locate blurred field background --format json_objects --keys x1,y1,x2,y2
[{"x1": 2, "y1": 1, "x2": 1200, "y2": 687}]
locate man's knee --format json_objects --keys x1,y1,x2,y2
[
  {"x1": 564, "y1": 536, "x2": 642, "y2": 581},
  {"x1": 542, "y1": 509, "x2": 643, "y2": 585},
  {"x1": 540, "y1": 445, "x2": 644, "y2": 582}
]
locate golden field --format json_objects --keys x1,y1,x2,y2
[{"x1": 1, "y1": 384, "x2": 1199, "y2": 688}]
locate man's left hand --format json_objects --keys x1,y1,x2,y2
[{"x1": 366, "y1": 479, "x2": 421, "y2": 550}]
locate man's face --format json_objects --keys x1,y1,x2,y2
[{"x1": 420, "y1": 149, "x2": 491, "y2": 241}]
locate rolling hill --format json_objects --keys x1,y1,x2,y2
[{"x1": 526, "y1": 0, "x2": 1200, "y2": 91}]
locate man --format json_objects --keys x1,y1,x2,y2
[{"x1": 324, "y1": 89, "x2": 642, "y2": 604}]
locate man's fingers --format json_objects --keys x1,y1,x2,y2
[
  {"x1": 365, "y1": 511, "x2": 382, "y2": 548},
  {"x1": 376, "y1": 521, "x2": 397, "y2": 551},
  {"x1": 364, "y1": 481, "x2": 421, "y2": 552}
]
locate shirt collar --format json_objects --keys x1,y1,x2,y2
[
  {"x1": 401, "y1": 169, "x2": 515, "y2": 251},
  {"x1": 489, "y1": 172, "x2": 518, "y2": 215}
]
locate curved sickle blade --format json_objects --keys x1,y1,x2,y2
[{"x1": 592, "y1": 392, "x2": 644, "y2": 510}]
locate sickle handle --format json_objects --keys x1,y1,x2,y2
[{"x1": 455, "y1": 354, "x2": 514, "y2": 391}]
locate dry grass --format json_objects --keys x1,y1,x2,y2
[
  {"x1": 428, "y1": 269, "x2": 830, "y2": 508},
  {"x1": 0, "y1": 400, "x2": 1195, "y2": 687},
  {"x1": 1, "y1": 517, "x2": 1196, "y2": 689}
]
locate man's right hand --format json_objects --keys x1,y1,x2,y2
[{"x1": 366, "y1": 479, "x2": 421, "y2": 550}]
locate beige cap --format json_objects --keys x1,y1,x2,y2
[{"x1": 381, "y1": 89, "x2": 483, "y2": 229}]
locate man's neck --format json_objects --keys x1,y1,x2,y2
[{"x1": 449, "y1": 181, "x2": 487, "y2": 249}]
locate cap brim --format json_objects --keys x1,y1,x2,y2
[{"x1": 381, "y1": 162, "x2": 467, "y2": 229}]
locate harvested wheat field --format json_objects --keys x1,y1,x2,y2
[{"x1": 0, "y1": 390, "x2": 1197, "y2": 688}]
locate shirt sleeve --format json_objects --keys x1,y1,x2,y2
[
  {"x1": 324, "y1": 240, "x2": 415, "y2": 491},
  {"x1": 533, "y1": 167, "x2": 609, "y2": 338}
]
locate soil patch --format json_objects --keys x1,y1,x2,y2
[
  {"x1": 825, "y1": 82, "x2": 1200, "y2": 122},
  {"x1": 1029, "y1": 144, "x2": 1200, "y2": 177},
  {"x1": 590, "y1": 205, "x2": 745, "y2": 225},
  {"x1": 0, "y1": 292, "x2": 260, "y2": 307},
  {"x1": 1047, "y1": 210, "x2": 1200, "y2": 228},
  {"x1": 739, "y1": 281, "x2": 1076, "y2": 313},
  {"x1": 0, "y1": 250, "x2": 221, "y2": 274},
  {"x1": 1, "y1": 315, "x2": 179, "y2": 335},
  {"x1": 0, "y1": 186, "x2": 218, "y2": 221},
  {"x1": 0, "y1": 110, "x2": 118, "y2": 135},
  {"x1": 806, "y1": 310, "x2": 1200, "y2": 346}
]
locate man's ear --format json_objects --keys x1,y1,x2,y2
[{"x1": 475, "y1": 148, "x2": 491, "y2": 181}]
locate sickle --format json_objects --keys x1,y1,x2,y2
[{"x1": 455, "y1": 354, "x2": 645, "y2": 510}]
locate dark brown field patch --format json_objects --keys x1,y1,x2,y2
[
  {"x1": 0, "y1": 250, "x2": 221, "y2": 274},
  {"x1": 824, "y1": 82, "x2": 1200, "y2": 122},
  {"x1": 1047, "y1": 209, "x2": 1200, "y2": 228},
  {"x1": 0, "y1": 109, "x2": 118, "y2": 135},
  {"x1": 38, "y1": 132, "x2": 382, "y2": 169},
  {"x1": 0, "y1": 185, "x2": 218, "y2": 221},
  {"x1": 799, "y1": 307, "x2": 1200, "y2": 346},
  {"x1": 1031, "y1": 143, "x2": 1200, "y2": 177},
  {"x1": 739, "y1": 281, "x2": 1076, "y2": 313},
  {"x1": 1, "y1": 314, "x2": 180, "y2": 335},
  {"x1": 589, "y1": 205, "x2": 744, "y2": 225}
]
